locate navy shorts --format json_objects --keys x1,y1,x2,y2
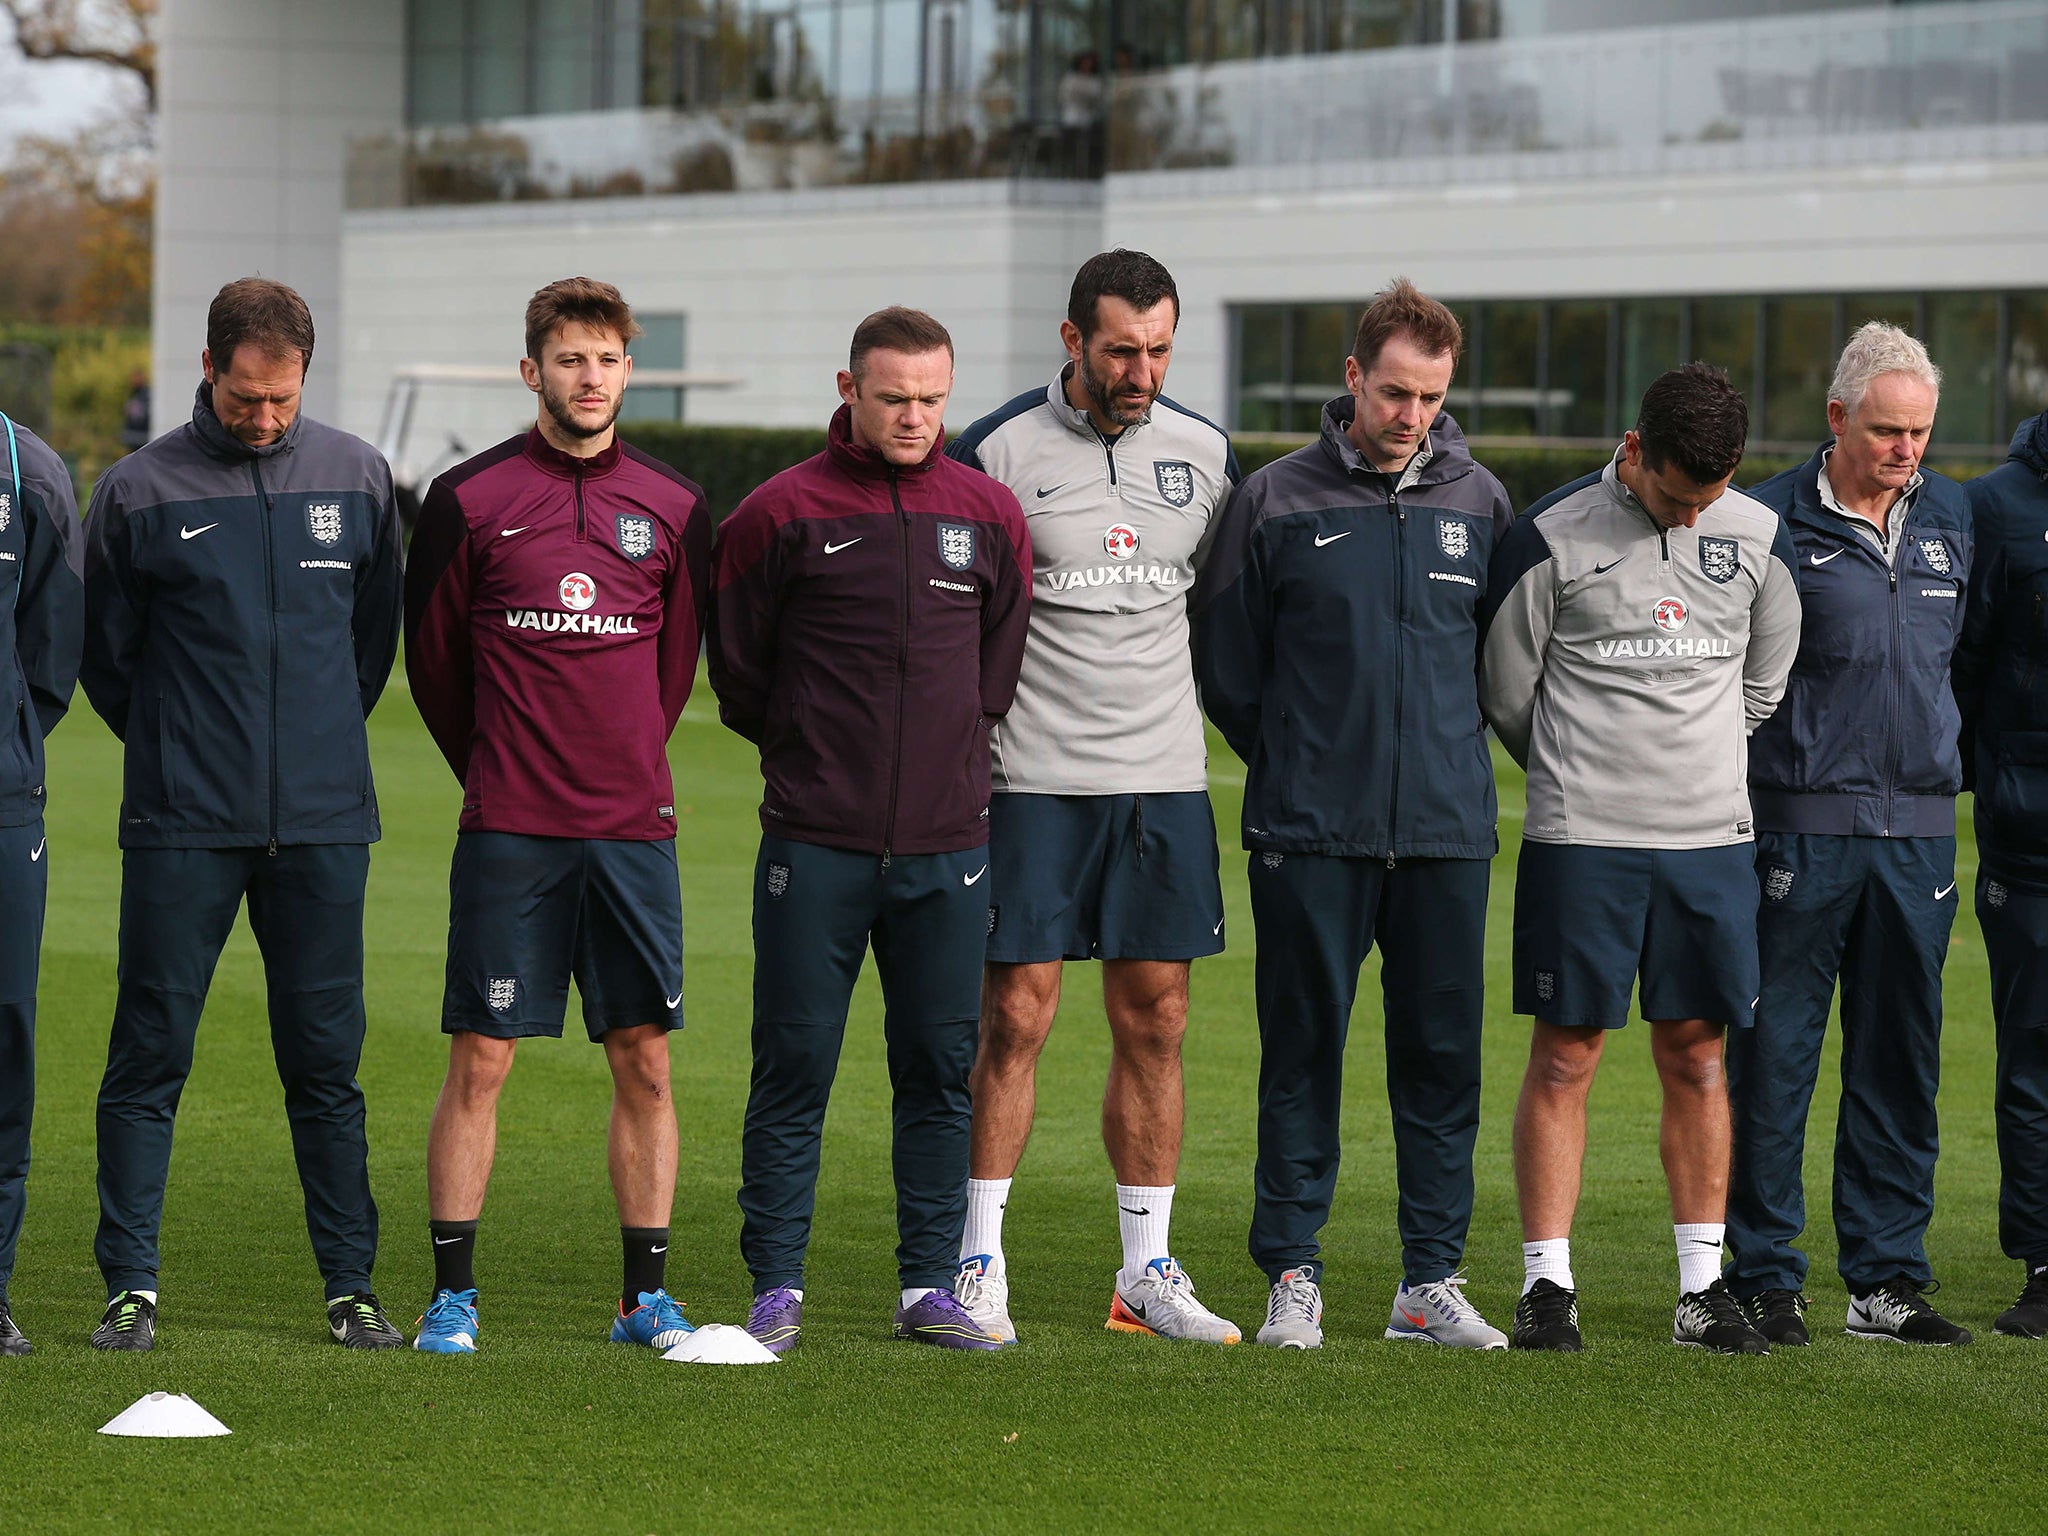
[
  {"x1": 1511, "y1": 840, "x2": 1759, "y2": 1030},
  {"x1": 984, "y1": 791, "x2": 1225, "y2": 964},
  {"x1": 442, "y1": 832, "x2": 684, "y2": 1042}
]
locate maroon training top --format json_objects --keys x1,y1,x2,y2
[
  {"x1": 404, "y1": 428, "x2": 713, "y2": 840},
  {"x1": 709, "y1": 405, "x2": 1032, "y2": 856}
]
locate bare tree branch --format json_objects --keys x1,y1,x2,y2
[{"x1": 0, "y1": 0, "x2": 156, "y2": 112}]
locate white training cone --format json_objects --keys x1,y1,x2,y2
[
  {"x1": 98, "y1": 1392, "x2": 232, "y2": 1438},
  {"x1": 661, "y1": 1323, "x2": 780, "y2": 1365}
]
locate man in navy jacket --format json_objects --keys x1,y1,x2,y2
[
  {"x1": 1727, "y1": 322, "x2": 1974, "y2": 1347},
  {"x1": 80, "y1": 279, "x2": 404, "y2": 1352},
  {"x1": 1955, "y1": 408, "x2": 2048, "y2": 1339}
]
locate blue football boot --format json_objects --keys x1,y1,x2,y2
[
  {"x1": 611, "y1": 1288, "x2": 695, "y2": 1350},
  {"x1": 414, "y1": 1287, "x2": 480, "y2": 1354}
]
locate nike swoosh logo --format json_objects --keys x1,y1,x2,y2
[
  {"x1": 500, "y1": 525, "x2": 532, "y2": 538},
  {"x1": 823, "y1": 538, "x2": 861, "y2": 554},
  {"x1": 1399, "y1": 1307, "x2": 1428, "y2": 1328},
  {"x1": 179, "y1": 523, "x2": 218, "y2": 540},
  {"x1": 29, "y1": 838, "x2": 44, "y2": 861},
  {"x1": 1811, "y1": 549, "x2": 1846, "y2": 566},
  {"x1": 965, "y1": 866, "x2": 987, "y2": 885},
  {"x1": 1936, "y1": 882, "x2": 1956, "y2": 900},
  {"x1": 1592, "y1": 557, "x2": 1627, "y2": 574},
  {"x1": 433, "y1": 1236, "x2": 463, "y2": 1245},
  {"x1": 665, "y1": 991, "x2": 683, "y2": 1009},
  {"x1": 1313, "y1": 531, "x2": 1351, "y2": 547},
  {"x1": 650, "y1": 1245, "x2": 667, "y2": 1254},
  {"x1": 1119, "y1": 1206, "x2": 1151, "y2": 1216},
  {"x1": 1035, "y1": 484, "x2": 1066, "y2": 499},
  {"x1": 1213, "y1": 918, "x2": 1224, "y2": 935}
]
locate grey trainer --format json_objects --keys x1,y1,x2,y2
[
  {"x1": 1384, "y1": 1275, "x2": 1508, "y2": 1349},
  {"x1": 1255, "y1": 1267, "x2": 1324, "y2": 1350}
]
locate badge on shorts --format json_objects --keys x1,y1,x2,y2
[
  {"x1": 1437, "y1": 516, "x2": 1471, "y2": 561},
  {"x1": 1764, "y1": 865, "x2": 1795, "y2": 902},
  {"x1": 617, "y1": 515, "x2": 655, "y2": 561},
  {"x1": 1534, "y1": 969, "x2": 1558, "y2": 1003},
  {"x1": 987, "y1": 904, "x2": 1000, "y2": 936},
  {"x1": 766, "y1": 862, "x2": 791, "y2": 898},
  {"x1": 307, "y1": 502, "x2": 343, "y2": 546},
  {"x1": 1918, "y1": 536, "x2": 1953, "y2": 576},
  {"x1": 486, "y1": 976, "x2": 518, "y2": 1012},
  {"x1": 1154, "y1": 460, "x2": 1196, "y2": 508},
  {"x1": 1698, "y1": 536, "x2": 1739, "y2": 584},
  {"x1": 1261, "y1": 852, "x2": 1285, "y2": 870},
  {"x1": 938, "y1": 522, "x2": 975, "y2": 570},
  {"x1": 1988, "y1": 879, "x2": 2009, "y2": 909}
]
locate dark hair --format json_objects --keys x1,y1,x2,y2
[
  {"x1": 848, "y1": 306, "x2": 954, "y2": 377},
  {"x1": 1635, "y1": 362, "x2": 1749, "y2": 484},
  {"x1": 207, "y1": 278, "x2": 315, "y2": 374},
  {"x1": 525, "y1": 276, "x2": 642, "y2": 361},
  {"x1": 1067, "y1": 249, "x2": 1178, "y2": 341},
  {"x1": 1350, "y1": 277, "x2": 1463, "y2": 373}
]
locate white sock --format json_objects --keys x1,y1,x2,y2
[
  {"x1": 1522, "y1": 1238, "x2": 1573, "y2": 1296},
  {"x1": 901, "y1": 1287, "x2": 935, "y2": 1308},
  {"x1": 1676, "y1": 1223, "x2": 1725, "y2": 1296},
  {"x1": 960, "y1": 1177, "x2": 1012, "y2": 1267},
  {"x1": 1115, "y1": 1184, "x2": 1174, "y2": 1287},
  {"x1": 126, "y1": 1289, "x2": 158, "y2": 1305}
]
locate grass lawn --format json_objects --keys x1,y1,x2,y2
[{"x1": 0, "y1": 669, "x2": 2041, "y2": 1534}]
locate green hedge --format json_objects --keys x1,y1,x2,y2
[{"x1": 622, "y1": 421, "x2": 1999, "y2": 521}]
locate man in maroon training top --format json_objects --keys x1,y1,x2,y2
[
  {"x1": 710, "y1": 307, "x2": 1032, "y2": 1351},
  {"x1": 404, "y1": 277, "x2": 712, "y2": 1354}
]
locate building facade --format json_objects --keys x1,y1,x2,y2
[{"x1": 155, "y1": 0, "x2": 2048, "y2": 482}]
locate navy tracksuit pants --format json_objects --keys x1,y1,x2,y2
[
  {"x1": 1973, "y1": 868, "x2": 2048, "y2": 1268},
  {"x1": 95, "y1": 845, "x2": 378, "y2": 1297},
  {"x1": 739, "y1": 835, "x2": 987, "y2": 1293},
  {"x1": 1246, "y1": 853, "x2": 1489, "y2": 1285},
  {"x1": 0, "y1": 819, "x2": 47, "y2": 1297},
  {"x1": 1726, "y1": 832, "x2": 1956, "y2": 1296}
]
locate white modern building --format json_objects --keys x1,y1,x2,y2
[{"x1": 155, "y1": 0, "x2": 2048, "y2": 484}]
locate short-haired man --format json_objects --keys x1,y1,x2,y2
[
  {"x1": 82, "y1": 278, "x2": 405, "y2": 1350},
  {"x1": 1953, "y1": 409, "x2": 2048, "y2": 1339},
  {"x1": 1194, "y1": 279, "x2": 1513, "y2": 1349},
  {"x1": 712, "y1": 307, "x2": 1031, "y2": 1352},
  {"x1": 946, "y1": 250, "x2": 1241, "y2": 1345},
  {"x1": 406, "y1": 277, "x2": 712, "y2": 1355},
  {"x1": 1728, "y1": 323, "x2": 1974, "y2": 1347},
  {"x1": 0, "y1": 413, "x2": 83, "y2": 1358},
  {"x1": 1480, "y1": 363, "x2": 1801, "y2": 1353}
]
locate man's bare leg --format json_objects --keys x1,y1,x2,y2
[
  {"x1": 1102, "y1": 959, "x2": 1188, "y2": 1186},
  {"x1": 603, "y1": 1024, "x2": 678, "y2": 1228},
  {"x1": 968, "y1": 961, "x2": 1064, "y2": 1178},
  {"x1": 1648, "y1": 1017, "x2": 1731, "y2": 1225},
  {"x1": 1513, "y1": 1020, "x2": 1607, "y2": 1242},
  {"x1": 427, "y1": 1032, "x2": 518, "y2": 1222}
]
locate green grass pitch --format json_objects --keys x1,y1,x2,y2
[{"x1": 0, "y1": 669, "x2": 2041, "y2": 1534}]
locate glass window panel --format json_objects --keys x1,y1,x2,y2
[
  {"x1": 1926, "y1": 291, "x2": 1999, "y2": 450},
  {"x1": 878, "y1": 0, "x2": 922, "y2": 97},
  {"x1": 1690, "y1": 296, "x2": 1759, "y2": 409},
  {"x1": 1619, "y1": 298, "x2": 1683, "y2": 423},
  {"x1": 535, "y1": 0, "x2": 602, "y2": 114},
  {"x1": 472, "y1": 0, "x2": 533, "y2": 119},
  {"x1": 2009, "y1": 291, "x2": 2048, "y2": 442},
  {"x1": 1481, "y1": 300, "x2": 1541, "y2": 437},
  {"x1": 1234, "y1": 305, "x2": 1288, "y2": 432},
  {"x1": 409, "y1": 0, "x2": 468, "y2": 125},
  {"x1": 630, "y1": 313, "x2": 687, "y2": 369},
  {"x1": 1442, "y1": 301, "x2": 1480, "y2": 429},
  {"x1": 1763, "y1": 296, "x2": 1835, "y2": 446},
  {"x1": 839, "y1": 1, "x2": 880, "y2": 113},
  {"x1": 1290, "y1": 303, "x2": 1352, "y2": 400},
  {"x1": 1547, "y1": 301, "x2": 1610, "y2": 438},
  {"x1": 1846, "y1": 292, "x2": 1918, "y2": 336}
]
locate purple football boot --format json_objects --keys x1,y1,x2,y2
[
  {"x1": 893, "y1": 1288, "x2": 1004, "y2": 1350},
  {"x1": 746, "y1": 1286, "x2": 803, "y2": 1355}
]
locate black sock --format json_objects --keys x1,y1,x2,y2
[
  {"x1": 622, "y1": 1227, "x2": 669, "y2": 1311},
  {"x1": 430, "y1": 1220, "x2": 478, "y2": 1294}
]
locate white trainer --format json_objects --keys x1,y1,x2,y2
[
  {"x1": 953, "y1": 1254, "x2": 1015, "y2": 1345},
  {"x1": 1384, "y1": 1274, "x2": 1508, "y2": 1349},
  {"x1": 1107, "y1": 1257, "x2": 1241, "y2": 1344},
  {"x1": 1256, "y1": 1267, "x2": 1324, "y2": 1349}
]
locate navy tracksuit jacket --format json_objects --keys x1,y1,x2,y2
[
  {"x1": 1727, "y1": 443, "x2": 1971, "y2": 1297},
  {"x1": 80, "y1": 385, "x2": 402, "y2": 1296},
  {"x1": 1956, "y1": 411, "x2": 2048, "y2": 1268},
  {"x1": 0, "y1": 419, "x2": 83, "y2": 1299},
  {"x1": 1194, "y1": 401, "x2": 1513, "y2": 1284}
]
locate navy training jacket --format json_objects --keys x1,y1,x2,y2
[
  {"x1": 1192, "y1": 399, "x2": 1514, "y2": 860},
  {"x1": 1957, "y1": 412, "x2": 2048, "y2": 885},
  {"x1": 81, "y1": 384, "x2": 404, "y2": 849},
  {"x1": 0, "y1": 417, "x2": 83, "y2": 826},
  {"x1": 1746, "y1": 443, "x2": 1971, "y2": 838}
]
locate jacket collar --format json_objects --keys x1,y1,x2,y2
[
  {"x1": 520, "y1": 425, "x2": 622, "y2": 479},
  {"x1": 2012, "y1": 411, "x2": 2048, "y2": 479},
  {"x1": 191, "y1": 381, "x2": 301, "y2": 462},
  {"x1": 1045, "y1": 362, "x2": 1148, "y2": 443},
  {"x1": 825, "y1": 402, "x2": 944, "y2": 480},
  {"x1": 1318, "y1": 396, "x2": 1473, "y2": 492}
]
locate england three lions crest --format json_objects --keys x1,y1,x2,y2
[
  {"x1": 617, "y1": 515, "x2": 655, "y2": 561},
  {"x1": 1918, "y1": 537, "x2": 1953, "y2": 576},
  {"x1": 937, "y1": 521, "x2": 976, "y2": 570},
  {"x1": 486, "y1": 976, "x2": 518, "y2": 1013},
  {"x1": 0, "y1": 492, "x2": 11, "y2": 532},
  {"x1": 307, "y1": 502, "x2": 343, "y2": 547},
  {"x1": 1154, "y1": 460, "x2": 1195, "y2": 509},
  {"x1": 1436, "y1": 516, "x2": 1471, "y2": 561},
  {"x1": 1698, "y1": 536, "x2": 1740, "y2": 585}
]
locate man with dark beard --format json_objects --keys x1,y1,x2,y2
[
  {"x1": 945, "y1": 250, "x2": 1241, "y2": 1344},
  {"x1": 404, "y1": 277, "x2": 713, "y2": 1353}
]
